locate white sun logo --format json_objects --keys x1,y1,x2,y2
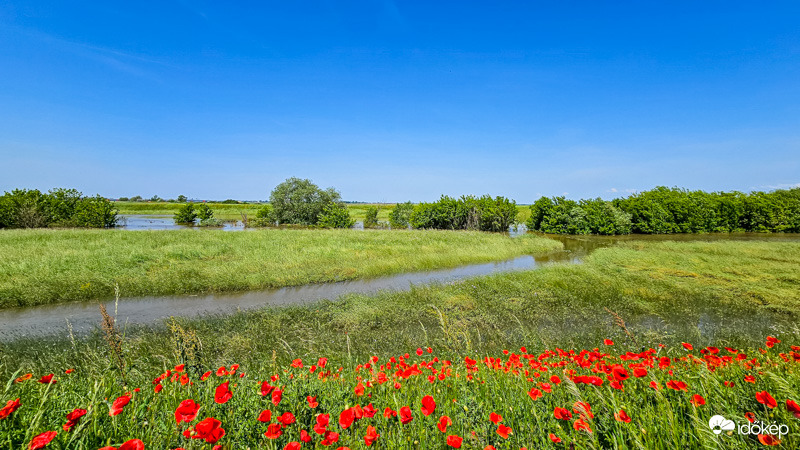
[{"x1": 708, "y1": 415, "x2": 736, "y2": 435}]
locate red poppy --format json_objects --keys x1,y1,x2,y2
[
  {"x1": 690, "y1": 394, "x2": 705, "y2": 406},
  {"x1": 682, "y1": 342, "x2": 693, "y2": 351},
  {"x1": 0, "y1": 398, "x2": 21, "y2": 420},
  {"x1": 416, "y1": 348, "x2": 424, "y2": 356},
  {"x1": 154, "y1": 384, "x2": 163, "y2": 393},
  {"x1": 174, "y1": 399, "x2": 200, "y2": 424},
  {"x1": 265, "y1": 423, "x2": 283, "y2": 439},
  {"x1": 604, "y1": 339, "x2": 614, "y2": 345},
  {"x1": 496, "y1": 424, "x2": 512, "y2": 439},
  {"x1": 63, "y1": 408, "x2": 87, "y2": 431},
  {"x1": 187, "y1": 417, "x2": 225, "y2": 444},
  {"x1": 260, "y1": 381, "x2": 275, "y2": 396},
  {"x1": 363, "y1": 403, "x2": 377, "y2": 418},
  {"x1": 321, "y1": 431, "x2": 340, "y2": 446},
  {"x1": 573, "y1": 401, "x2": 593, "y2": 419},
  {"x1": 666, "y1": 380, "x2": 688, "y2": 391},
  {"x1": 383, "y1": 407, "x2": 397, "y2": 418},
  {"x1": 285, "y1": 442, "x2": 301, "y2": 450},
  {"x1": 318, "y1": 357, "x2": 328, "y2": 368},
  {"x1": 611, "y1": 365, "x2": 629, "y2": 382},
  {"x1": 765, "y1": 336, "x2": 781, "y2": 349},
  {"x1": 549, "y1": 433, "x2": 561, "y2": 443},
  {"x1": 37, "y1": 374, "x2": 56, "y2": 384},
  {"x1": 215, "y1": 366, "x2": 227, "y2": 377},
  {"x1": 446, "y1": 435, "x2": 463, "y2": 448},
  {"x1": 258, "y1": 410, "x2": 272, "y2": 423},
  {"x1": 756, "y1": 391, "x2": 777, "y2": 409},
  {"x1": 279, "y1": 412, "x2": 296, "y2": 426},
  {"x1": 550, "y1": 375, "x2": 561, "y2": 384},
  {"x1": 354, "y1": 382, "x2": 365, "y2": 396},
  {"x1": 307, "y1": 396, "x2": 318, "y2": 408},
  {"x1": 744, "y1": 375, "x2": 756, "y2": 384},
  {"x1": 437, "y1": 415, "x2": 452, "y2": 433},
  {"x1": 745, "y1": 412, "x2": 756, "y2": 423},
  {"x1": 573, "y1": 418, "x2": 592, "y2": 433},
  {"x1": 758, "y1": 434, "x2": 781, "y2": 446},
  {"x1": 787, "y1": 399, "x2": 800, "y2": 419},
  {"x1": 65, "y1": 369, "x2": 74, "y2": 374},
  {"x1": 421, "y1": 395, "x2": 436, "y2": 416},
  {"x1": 300, "y1": 429, "x2": 312, "y2": 442},
  {"x1": 109, "y1": 395, "x2": 131, "y2": 416},
  {"x1": 214, "y1": 382, "x2": 232, "y2": 404},
  {"x1": 484, "y1": 446, "x2": 496, "y2": 450},
  {"x1": 489, "y1": 412, "x2": 503, "y2": 423},
  {"x1": 614, "y1": 409, "x2": 631, "y2": 423},
  {"x1": 528, "y1": 388, "x2": 542, "y2": 400},
  {"x1": 272, "y1": 389, "x2": 283, "y2": 406},
  {"x1": 28, "y1": 431, "x2": 57, "y2": 450},
  {"x1": 364, "y1": 425, "x2": 380, "y2": 446},
  {"x1": 553, "y1": 407, "x2": 572, "y2": 420},
  {"x1": 339, "y1": 408, "x2": 354, "y2": 429},
  {"x1": 400, "y1": 406, "x2": 413, "y2": 424},
  {"x1": 633, "y1": 368, "x2": 648, "y2": 378},
  {"x1": 118, "y1": 439, "x2": 144, "y2": 450}
]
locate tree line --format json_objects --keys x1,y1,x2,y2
[{"x1": 0, "y1": 188, "x2": 117, "y2": 228}]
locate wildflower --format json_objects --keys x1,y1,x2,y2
[
  {"x1": 744, "y1": 375, "x2": 756, "y2": 383},
  {"x1": 421, "y1": 395, "x2": 436, "y2": 416},
  {"x1": 682, "y1": 342, "x2": 693, "y2": 351},
  {"x1": 321, "y1": 431, "x2": 339, "y2": 446},
  {"x1": 550, "y1": 375, "x2": 561, "y2": 384},
  {"x1": 446, "y1": 435, "x2": 463, "y2": 448},
  {"x1": 690, "y1": 394, "x2": 705, "y2": 406},
  {"x1": 604, "y1": 339, "x2": 614, "y2": 345},
  {"x1": 354, "y1": 382, "x2": 365, "y2": 396},
  {"x1": 185, "y1": 417, "x2": 225, "y2": 444},
  {"x1": 279, "y1": 412, "x2": 296, "y2": 426},
  {"x1": 549, "y1": 433, "x2": 561, "y2": 443},
  {"x1": 756, "y1": 391, "x2": 777, "y2": 409},
  {"x1": 765, "y1": 336, "x2": 781, "y2": 348},
  {"x1": 118, "y1": 439, "x2": 144, "y2": 450},
  {"x1": 553, "y1": 407, "x2": 572, "y2": 420},
  {"x1": 0, "y1": 398, "x2": 21, "y2": 420},
  {"x1": 215, "y1": 382, "x2": 232, "y2": 404},
  {"x1": 37, "y1": 374, "x2": 56, "y2": 384},
  {"x1": 416, "y1": 348, "x2": 424, "y2": 356},
  {"x1": 265, "y1": 423, "x2": 283, "y2": 439},
  {"x1": 314, "y1": 414, "x2": 330, "y2": 434},
  {"x1": 109, "y1": 395, "x2": 131, "y2": 416},
  {"x1": 489, "y1": 412, "x2": 503, "y2": 423},
  {"x1": 272, "y1": 389, "x2": 283, "y2": 406},
  {"x1": 307, "y1": 396, "x2": 318, "y2": 408},
  {"x1": 175, "y1": 400, "x2": 200, "y2": 424},
  {"x1": 614, "y1": 409, "x2": 631, "y2": 423},
  {"x1": 285, "y1": 442, "x2": 301, "y2": 450},
  {"x1": 300, "y1": 429, "x2": 312, "y2": 442},
  {"x1": 400, "y1": 406, "x2": 413, "y2": 424},
  {"x1": 63, "y1": 408, "x2": 87, "y2": 431},
  {"x1": 28, "y1": 431, "x2": 57, "y2": 450},
  {"x1": 573, "y1": 418, "x2": 592, "y2": 433},
  {"x1": 364, "y1": 425, "x2": 380, "y2": 446},
  {"x1": 15, "y1": 373, "x2": 32, "y2": 383},
  {"x1": 339, "y1": 408, "x2": 355, "y2": 429},
  {"x1": 437, "y1": 415, "x2": 452, "y2": 433},
  {"x1": 528, "y1": 388, "x2": 542, "y2": 400},
  {"x1": 745, "y1": 412, "x2": 756, "y2": 423},
  {"x1": 363, "y1": 403, "x2": 377, "y2": 418},
  {"x1": 787, "y1": 399, "x2": 800, "y2": 419},
  {"x1": 758, "y1": 434, "x2": 781, "y2": 446},
  {"x1": 383, "y1": 407, "x2": 397, "y2": 418},
  {"x1": 633, "y1": 368, "x2": 648, "y2": 378},
  {"x1": 496, "y1": 423, "x2": 512, "y2": 439},
  {"x1": 666, "y1": 380, "x2": 688, "y2": 391},
  {"x1": 215, "y1": 366, "x2": 227, "y2": 376},
  {"x1": 201, "y1": 371, "x2": 211, "y2": 380},
  {"x1": 260, "y1": 381, "x2": 275, "y2": 396}
]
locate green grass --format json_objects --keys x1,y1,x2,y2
[{"x1": 0, "y1": 229, "x2": 561, "y2": 308}]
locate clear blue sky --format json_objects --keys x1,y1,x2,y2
[{"x1": 1, "y1": 1, "x2": 799, "y2": 202}]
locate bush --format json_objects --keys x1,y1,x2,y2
[
  {"x1": 197, "y1": 218, "x2": 224, "y2": 227},
  {"x1": 174, "y1": 203, "x2": 197, "y2": 224},
  {"x1": 196, "y1": 204, "x2": 214, "y2": 221},
  {"x1": 317, "y1": 202, "x2": 355, "y2": 228},
  {"x1": 389, "y1": 201, "x2": 414, "y2": 228},
  {"x1": 0, "y1": 188, "x2": 119, "y2": 229},
  {"x1": 176, "y1": 195, "x2": 187, "y2": 203},
  {"x1": 410, "y1": 195, "x2": 517, "y2": 232},
  {"x1": 72, "y1": 195, "x2": 118, "y2": 228},
  {"x1": 269, "y1": 177, "x2": 343, "y2": 225},
  {"x1": 129, "y1": 195, "x2": 143, "y2": 202},
  {"x1": 363, "y1": 206, "x2": 379, "y2": 228}
]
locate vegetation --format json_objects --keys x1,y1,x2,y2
[
  {"x1": 0, "y1": 188, "x2": 117, "y2": 228},
  {"x1": 173, "y1": 203, "x2": 197, "y2": 224},
  {"x1": 2, "y1": 240, "x2": 799, "y2": 448},
  {"x1": 270, "y1": 178, "x2": 345, "y2": 226},
  {"x1": 363, "y1": 205, "x2": 379, "y2": 228},
  {"x1": 0, "y1": 229, "x2": 561, "y2": 308},
  {"x1": 528, "y1": 186, "x2": 800, "y2": 235},
  {"x1": 317, "y1": 203, "x2": 355, "y2": 229},
  {"x1": 196, "y1": 204, "x2": 214, "y2": 221},
  {"x1": 410, "y1": 195, "x2": 517, "y2": 232},
  {"x1": 389, "y1": 201, "x2": 414, "y2": 229}
]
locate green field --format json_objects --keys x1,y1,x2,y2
[
  {"x1": 2, "y1": 240, "x2": 798, "y2": 448},
  {"x1": 0, "y1": 228, "x2": 561, "y2": 308}
]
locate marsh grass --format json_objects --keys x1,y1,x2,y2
[{"x1": 0, "y1": 229, "x2": 561, "y2": 307}]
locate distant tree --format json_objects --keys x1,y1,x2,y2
[
  {"x1": 196, "y1": 204, "x2": 214, "y2": 220},
  {"x1": 177, "y1": 195, "x2": 187, "y2": 203},
  {"x1": 363, "y1": 206, "x2": 379, "y2": 228},
  {"x1": 150, "y1": 195, "x2": 163, "y2": 202},
  {"x1": 317, "y1": 202, "x2": 355, "y2": 228},
  {"x1": 129, "y1": 196, "x2": 143, "y2": 202},
  {"x1": 389, "y1": 201, "x2": 414, "y2": 228},
  {"x1": 174, "y1": 203, "x2": 197, "y2": 224},
  {"x1": 117, "y1": 197, "x2": 129, "y2": 202},
  {"x1": 269, "y1": 177, "x2": 344, "y2": 225}
]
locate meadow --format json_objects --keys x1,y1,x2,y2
[
  {"x1": 1, "y1": 239, "x2": 798, "y2": 448},
  {"x1": 0, "y1": 229, "x2": 560, "y2": 308}
]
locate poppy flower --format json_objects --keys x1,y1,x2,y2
[
  {"x1": 265, "y1": 423, "x2": 283, "y2": 439},
  {"x1": 604, "y1": 339, "x2": 614, "y2": 345},
  {"x1": 496, "y1": 424, "x2": 512, "y2": 439},
  {"x1": 339, "y1": 408, "x2": 354, "y2": 429},
  {"x1": 0, "y1": 398, "x2": 21, "y2": 420},
  {"x1": 758, "y1": 434, "x2": 781, "y2": 446},
  {"x1": 446, "y1": 435, "x2": 463, "y2": 448},
  {"x1": 321, "y1": 431, "x2": 339, "y2": 446},
  {"x1": 614, "y1": 409, "x2": 631, "y2": 423},
  {"x1": 187, "y1": 417, "x2": 225, "y2": 444},
  {"x1": 363, "y1": 403, "x2": 377, "y2": 418},
  {"x1": 756, "y1": 391, "x2": 777, "y2": 409},
  {"x1": 318, "y1": 357, "x2": 328, "y2": 368},
  {"x1": 416, "y1": 348, "x2": 424, "y2": 356},
  {"x1": 63, "y1": 408, "x2": 87, "y2": 431},
  {"x1": 28, "y1": 431, "x2": 57, "y2": 450},
  {"x1": 437, "y1": 415, "x2": 452, "y2": 433},
  {"x1": 573, "y1": 401, "x2": 593, "y2": 419},
  {"x1": 421, "y1": 395, "x2": 436, "y2": 416},
  {"x1": 690, "y1": 394, "x2": 705, "y2": 406},
  {"x1": 553, "y1": 407, "x2": 572, "y2": 420},
  {"x1": 787, "y1": 399, "x2": 800, "y2": 419},
  {"x1": 400, "y1": 406, "x2": 413, "y2": 424},
  {"x1": 765, "y1": 336, "x2": 781, "y2": 349},
  {"x1": 682, "y1": 342, "x2": 693, "y2": 351},
  {"x1": 485, "y1": 446, "x2": 496, "y2": 450},
  {"x1": 214, "y1": 382, "x2": 232, "y2": 404},
  {"x1": 744, "y1": 375, "x2": 756, "y2": 384},
  {"x1": 666, "y1": 380, "x2": 688, "y2": 391},
  {"x1": 573, "y1": 418, "x2": 592, "y2": 433},
  {"x1": 633, "y1": 368, "x2": 648, "y2": 378},
  {"x1": 279, "y1": 412, "x2": 296, "y2": 426},
  {"x1": 118, "y1": 439, "x2": 144, "y2": 450},
  {"x1": 611, "y1": 365, "x2": 629, "y2": 382},
  {"x1": 285, "y1": 442, "x2": 301, "y2": 450},
  {"x1": 15, "y1": 373, "x2": 32, "y2": 383},
  {"x1": 354, "y1": 382, "x2": 365, "y2": 396},
  {"x1": 175, "y1": 400, "x2": 200, "y2": 424},
  {"x1": 364, "y1": 425, "x2": 380, "y2": 446},
  {"x1": 307, "y1": 396, "x2": 318, "y2": 408},
  {"x1": 260, "y1": 381, "x2": 275, "y2": 396},
  {"x1": 528, "y1": 388, "x2": 542, "y2": 400},
  {"x1": 649, "y1": 381, "x2": 661, "y2": 390},
  {"x1": 550, "y1": 375, "x2": 561, "y2": 384},
  {"x1": 154, "y1": 384, "x2": 163, "y2": 393},
  {"x1": 745, "y1": 412, "x2": 756, "y2": 423},
  {"x1": 215, "y1": 366, "x2": 227, "y2": 377},
  {"x1": 257, "y1": 409, "x2": 272, "y2": 422},
  {"x1": 489, "y1": 412, "x2": 503, "y2": 423},
  {"x1": 549, "y1": 433, "x2": 561, "y2": 443},
  {"x1": 272, "y1": 389, "x2": 283, "y2": 406},
  {"x1": 300, "y1": 429, "x2": 312, "y2": 442},
  {"x1": 37, "y1": 374, "x2": 56, "y2": 384},
  {"x1": 65, "y1": 369, "x2": 74, "y2": 374},
  {"x1": 109, "y1": 395, "x2": 131, "y2": 416}
]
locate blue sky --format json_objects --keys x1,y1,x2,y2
[{"x1": 1, "y1": 1, "x2": 799, "y2": 202}]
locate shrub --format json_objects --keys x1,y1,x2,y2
[
  {"x1": 317, "y1": 202, "x2": 355, "y2": 228},
  {"x1": 176, "y1": 195, "x2": 187, "y2": 203},
  {"x1": 174, "y1": 203, "x2": 197, "y2": 224},
  {"x1": 197, "y1": 218, "x2": 224, "y2": 227},
  {"x1": 410, "y1": 195, "x2": 517, "y2": 232},
  {"x1": 129, "y1": 195, "x2": 143, "y2": 202},
  {"x1": 196, "y1": 204, "x2": 214, "y2": 221},
  {"x1": 117, "y1": 197, "x2": 129, "y2": 202},
  {"x1": 389, "y1": 201, "x2": 414, "y2": 228},
  {"x1": 269, "y1": 177, "x2": 343, "y2": 225},
  {"x1": 72, "y1": 195, "x2": 118, "y2": 228},
  {"x1": 363, "y1": 206, "x2": 379, "y2": 228}
]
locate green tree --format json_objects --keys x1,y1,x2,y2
[
  {"x1": 363, "y1": 206, "x2": 379, "y2": 228},
  {"x1": 196, "y1": 204, "x2": 214, "y2": 220},
  {"x1": 317, "y1": 202, "x2": 355, "y2": 228},
  {"x1": 269, "y1": 178, "x2": 343, "y2": 225},
  {"x1": 177, "y1": 195, "x2": 187, "y2": 203},
  {"x1": 389, "y1": 202, "x2": 414, "y2": 228},
  {"x1": 174, "y1": 203, "x2": 197, "y2": 224}
]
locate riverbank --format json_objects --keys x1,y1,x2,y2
[{"x1": 0, "y1": 228, "x2": 561, "y2": 308}]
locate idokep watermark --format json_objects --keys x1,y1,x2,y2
[{"x1": 709, "y1": 415, "x2": 790, "y2": 438}]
